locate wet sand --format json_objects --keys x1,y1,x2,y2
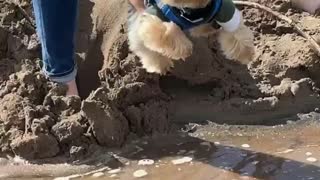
[{"x1": 1, "y1": 115, "x2": 320, "y2": 180}]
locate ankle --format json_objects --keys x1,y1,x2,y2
[{"x1": 65, "y1": 79, "x2": 79, "y2": 96}]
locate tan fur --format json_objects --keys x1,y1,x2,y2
[
  {"x1": 128, "y1": 12, "x2": 192, "y2": 74},
  {"x1": 189, "y1": 24, "x2": 219, "y2": 37},
  {"x1": 188, "y1": 14, "x2": 255, "y2": 64},
  {"x1": 138, "y1": 14, "x2": 193, "y2": 60},
  {"x1": 217, "y1": 18, "x2": 255, "y2": 64},
  {"x1": 128, "y1": 0, "x2": 255, "y2": 75}
]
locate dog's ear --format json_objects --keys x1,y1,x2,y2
[{"x1": 161, "y1": 0, "x2": 210, "y2": 8}]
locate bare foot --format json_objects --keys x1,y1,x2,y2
[{"x1": 65, "y1": 79, "x2": 79, "y2": 96}]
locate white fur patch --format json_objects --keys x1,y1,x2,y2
[{"x1": 217, "y1": 8, "x2": 241, "y2": 32}]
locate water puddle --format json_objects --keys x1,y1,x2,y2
[{"x1": 1, "y1": 120, "x2": 320, "y2": 180}]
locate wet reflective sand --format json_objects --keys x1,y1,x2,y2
[{"x1": 1, "y1": 119, "x2": 320, "y2": 180}]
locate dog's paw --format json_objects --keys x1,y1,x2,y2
[
  {"x1": 163, "y1": 22, "x2": 193, "y2": 60},
  {"x1": 138, "y1": 50, "x2": 174, "y2": 75},
  {"x1": 218, "y1": 25, "x2": 255, "y2": 65},
  {"x1": 142, "y1": 59, "x2": 174, "y2": 75},
  {"x1": 174, "y1": 39, "x2": 193, "y2": 61},
  {"x1": 235, "y1": 44, "x2": 255, "y2": 65}
]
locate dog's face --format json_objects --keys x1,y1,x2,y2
[{"x1": 161, "y1": 0, "x2": 211, "y2": 9}]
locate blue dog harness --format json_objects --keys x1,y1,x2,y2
[{"x1": 145, "y1": 0, "x2": 223, "y2": 31}]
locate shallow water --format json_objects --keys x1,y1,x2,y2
[{"x1": 1, "y1": 119, "x2": 320, "y2": 180}]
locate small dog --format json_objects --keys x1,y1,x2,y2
[{"x1": 128, "y1": 0, "x2": 255, "y2": 75}]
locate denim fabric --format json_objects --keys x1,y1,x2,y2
[{"x1": 32, "y1": 0, "x2": 78, "y2": 83}]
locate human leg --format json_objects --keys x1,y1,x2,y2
[{"x1": 32, "y1": 0, "x2": 79, "y2": 95}]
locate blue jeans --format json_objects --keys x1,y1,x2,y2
[{"x1": 32, "y1": 0, "x2": 78, "y2": 83}]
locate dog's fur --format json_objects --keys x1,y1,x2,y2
[{"x1": 128, "y1": 0, "x2": 255, "y2": 75}]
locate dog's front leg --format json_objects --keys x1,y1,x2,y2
[
  {"x1": 128, "y1": 12, "x2": 174, "y2": 75},
  {"x1": 137, "y1": 13, "x2": 193, "y2": 61},
  {"x1": 218, "y1": 17, "x2": 255, "y2": 65}
]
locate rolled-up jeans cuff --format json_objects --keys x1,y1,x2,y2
[{"x1": 42, "y1": 66, "x2": 77, "y2": 83}]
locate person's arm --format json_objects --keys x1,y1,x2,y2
[{"x1": 128, "y1": 0, "x2": 146, "y2": 12}]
